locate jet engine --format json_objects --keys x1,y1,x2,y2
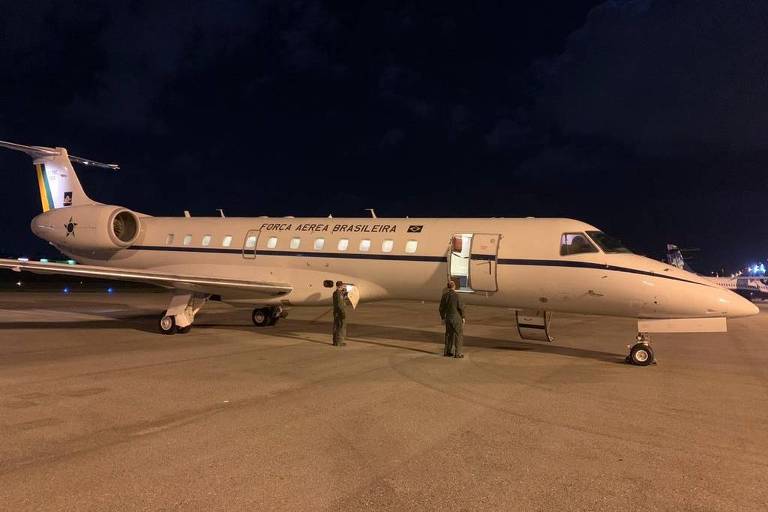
[{"x1": 31, "y1": 205, "x2": 142, "y2": 252}]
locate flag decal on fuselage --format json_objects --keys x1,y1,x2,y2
[
  {"x1": 407, "y1": 225, "x2": 423, "y2": 233},
  {"x1": 35, "y1": 163, "x2": 54, "y2": 212}
]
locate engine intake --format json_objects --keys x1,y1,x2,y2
[{"x1": 112, "y1": 210, "x2": 139, "y2": 244}]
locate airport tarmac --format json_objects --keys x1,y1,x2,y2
[{"x1": 0, "y1": 290, "x2": 767, "y2": 511}]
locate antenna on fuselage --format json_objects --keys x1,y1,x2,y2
[
  {"x1": 365, "y1": 208, "x2": 377, "y2": 218},
  {"x1": 184, "y1": 210, "x2": 191, "y2": 218},
  {"x1": 216, "y1": 209, "x2": 225, "y2": 218}
]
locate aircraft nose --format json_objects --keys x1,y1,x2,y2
[
  {"x1": 709, "y1": 286, "x2": 760, "y2": 318},
  {"x1": 727, "y1": 293, "x2": 760, "y2": 318}
]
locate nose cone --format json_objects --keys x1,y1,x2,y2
[{"x1": 724, "y1": 292, "x2": 760, "y2": 318}]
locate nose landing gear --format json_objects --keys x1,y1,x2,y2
[{"x1": 627, "y1": 332, "x2": 655, "y2": 366}]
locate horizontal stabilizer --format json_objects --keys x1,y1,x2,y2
[{"x1": 0, "y1": 140, "x2": 119, "y2": 170}]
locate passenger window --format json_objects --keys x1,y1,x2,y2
[
  {"x1": 222, "y1": 235, "x2": 232, "y2": 247},
  {"x1": 314, "y1": 238, "x2": 325, "y2": 250},
  {"x1": 382, "y1": 239, "x2": 394, "y2": 253},
  {"x1": 202, "y1": 234, "x2": 212, "y2": 246},
  {"x1": 290, "y1": 237, "x2": 301, "y2": 249},
  {"x1": 359, "y1": 239, "x2": 371, "y2": 252},
  {"x1": 267, "y1": 236, "x2": 278, "y2": 249},
  {"x1": 405, "y1": 240, "x2": 418, "y2": 253},
  {"x1": 337, "y1": 239, "x2": 349, "y2": 251},
  {"x1": 166, "y1": 234, "x2": 174, "y2": 245},
  {"x1": 560, "y1": 233, "x2": 598, "y2": 256},
  {"x1": 183, "y1": 234, "x2": 192, "y2": 246},
  {"x1": 245, "y1": 235, "x2": 257, "y2": 248}
]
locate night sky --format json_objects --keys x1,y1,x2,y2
[{"x1": 1, "y1": 0, "x2": 767, "y2": 273}]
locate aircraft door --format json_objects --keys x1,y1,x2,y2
[
  {"x1": 242, "y1": 230, "x2": 260, "y2": 259},
  {"x1": 469, "y1": 233, "x2": 500, "y2": 292}
]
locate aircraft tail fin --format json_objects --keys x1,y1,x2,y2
[
  {"x1": 666, "y1": 244, "x2": 697, "y2": 272},
  {"x1": 0, "y1": 140, "x2": 118, "y2": 212}
]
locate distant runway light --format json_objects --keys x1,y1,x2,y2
[
  {"x1": 16, "y1": 281, "x2": 22, "y2": 287},
  {"x1": 66, "y1": 259, "x2": 76, "y2": 265},
  {"x1": 107, "y1": 287, "x2": 114, "y2": 294},
  {"x1": 63, "y1": 287, "x2": 70, "y2": 294},
  {"x1": 39, "y1": 258, "x2": 48, "y2": 263},
  {"x1": 18, "y1": 257, "x2": 29, "y2": 262}
]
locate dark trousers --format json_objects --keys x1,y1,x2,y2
[
  {"x1": 444, "y1": 320, "x2": 463, "y2": 355},
  {"x1": 333, "y1": 314, "x2": 346, "y2": 345}
]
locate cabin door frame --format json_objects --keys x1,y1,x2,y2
[
  {"x1": 448, "y1": 232, "x2": 500, "y2": 292},
  {"x1": 468, "y1": 233, "x2": 500, "y2": 292}
]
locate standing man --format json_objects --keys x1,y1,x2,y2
[
  {"x1": 332, "y1": 280, "x2": 347, "y2": 346},
  {"x1": 439, "y1": 280, "x2": 465, "y2": 358}
]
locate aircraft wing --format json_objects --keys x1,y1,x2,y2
[{"x1": 0, "y1": 259, "x2": 293, "y2": 298}]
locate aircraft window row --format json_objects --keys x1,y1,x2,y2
[
  {"x1": 163, "y1": 233, "x2": 420, "y2": 254},
  {"x1": 167, "y1": 233, "x2": 236, "y2": 248},
  {"x1": 262, "y1": 236, "x2": 419, "y2": 253},
  {"x1": 560, "y1": 233, "x2": 598, "y2": 256}
]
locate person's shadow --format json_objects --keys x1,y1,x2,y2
[
  {"x1": 197, "y1": 314, "x2": 625, "y2": 364},
  {"x1": 0, "y1": 304, "x2": 625, "y2": 364}
]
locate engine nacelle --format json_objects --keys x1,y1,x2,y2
[{"x1": 31, "y1": 205, "x2": 142, "y2": 252}]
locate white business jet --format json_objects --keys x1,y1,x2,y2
[{"x1": 0, "y1": 141, "x2": 758, "y2": 365}]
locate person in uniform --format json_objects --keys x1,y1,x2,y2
[
  {"x1": 439, "y1": 280, "x2": 465, "y2": 358},
  {"x1": 332, "y1": 280, "x2": 347, "y2": 346}
]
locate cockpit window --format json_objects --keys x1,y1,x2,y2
[
  {"x1": 586, "y1": 231, "x2": 632, "y2": 253},
  {"x1": 560, "y1": 233, "x2": 598, "y2": 256}
]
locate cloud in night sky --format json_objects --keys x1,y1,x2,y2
[
  {"x1": 1, "y1": 0, "x2": 767, "y2": 269},
  {"x1": 538, "y1": 0, "x2": 768, "y2": 156}
]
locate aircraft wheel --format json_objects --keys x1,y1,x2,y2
[
  {"x1": 252, "y1": 308, "x2": 271, "y2": 327},
  {"x1": 159, "y1": 315, "x2": 177, "y2": 335},
  {"x1": 629, "y1": 343, "x2": 654, "y2": 366},
  {"x1": 177, "y1": 325, "x2": 192, "y2": 334}
]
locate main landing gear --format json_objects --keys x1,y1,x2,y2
[
  {"x1": 626, "y1": 332, "x2": 655, "y2": 366},
  {"x1": 251, "y1": 306, "x2": 285, "y2": 327},
  {"x1": 158, "y1": 292, "x2": 209, "y2": 335}
]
